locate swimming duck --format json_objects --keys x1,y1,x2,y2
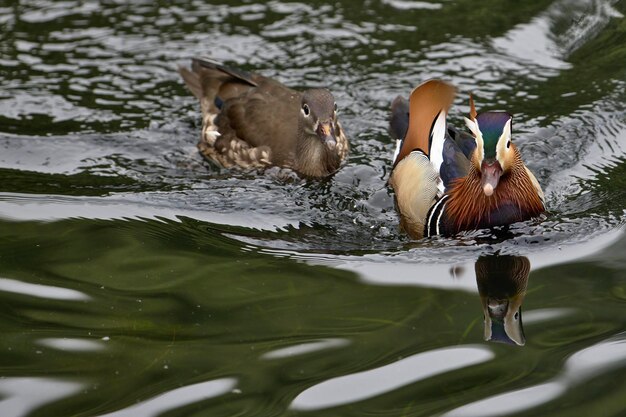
[
  {"x1": 388, "y1": 80, "x2": 545, "y2": 239},
  {"x1": 179, "y1": 57, "x2": 349, "y2": 177}
]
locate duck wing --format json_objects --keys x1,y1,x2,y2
[
  {"x1": 439, "y1": 126, "x2": 475, "y2": 191},
  {"x1": 179, "y1": 57, "x2": 301, "y2": 165}
]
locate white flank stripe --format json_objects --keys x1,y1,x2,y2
[
  {"x1": 434, "y1": 199, "x2": 447, "y2": 236},
  {"x1": 426, "y1": 195, "x2": 447, "y2": 237},
  {"x1": 429, "y1": 111, "x2": 447, "y2": 194},
  {"x1": 392, "y1": 139, "x2": 402, "y2": 164}
]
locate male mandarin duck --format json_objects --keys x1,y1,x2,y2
[
  {"x1": 388, "y1": 80, "x2": 545, "y2": 239},
  {"x1": 475, "y1": 255, "x2": 530, "y2": 346},
  {"x1": 179, "y1": 57, "x2": 349, "y2": 177}
]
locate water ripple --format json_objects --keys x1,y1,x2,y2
[
  {"x1": 96, "y1": 378, "x2": 237, "y2": 417},
  {"x1": 261, "y1": 338, "x2": 350, "y2": 360},
  {"x1": 290, "y1": 345, "x2": 494, "y2": 411},
  {"x1": 443, "y1": 333, "x2": 626, "y2": 416},
  {"x1": 37, "y1": 337, "x2": 105, "y2": 352},
  {"x1": 0, "y1": 277, "x2": 90, "y2": 301},
  {"x1": 0, "y1": 377, "x2": 84, "y2": 417},
  {"x1": 443, "y1": 382, "x2": 566, "y2": 417}
]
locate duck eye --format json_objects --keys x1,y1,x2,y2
[
  {"x1": 302, "y1": 104, "x2": 310, "y2": 117},
  {"x1": 334, "y1": 102, "x2": 338, "y2": 112},
  {"x1": 506, "y1": 140, "x2": 511, "y2": 149}
]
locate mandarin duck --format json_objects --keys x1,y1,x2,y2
[
  {"x1": 475, "y1": 255, "x2": 530, "y2": 346},
  {"x1": 179, "y1": 57, "x2": 349, "y2": 177},
  {"x1": 388, "y1": 80, "x2": 545, "y2": 239}
]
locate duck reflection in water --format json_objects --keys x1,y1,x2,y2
[{"x1": 475, "y1": 255, "x2": 530, "y2": 346}]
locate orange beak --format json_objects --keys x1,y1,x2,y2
[
  {"x1": 481, "y1": 160, "x2": 502, "y2": 197},
  {"x1": 316, "y1": 121, "x2": 336, "y2": 148}
]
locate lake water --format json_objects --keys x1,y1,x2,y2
[{"x1": 0, "y1": 0, "x2": 625, "y2": 416}]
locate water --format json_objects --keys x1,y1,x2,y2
[{"x1": 0, "y1": 0, "x2": 625, "y2": 416}]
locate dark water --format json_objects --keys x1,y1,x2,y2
[{"x1": 1, "y1": 0, "x2": 625, "y2": 416}]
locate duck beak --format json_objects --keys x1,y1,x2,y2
[
  {"x1": 480, "y1": 160, "x2": 502, "y2": 196},
  {"x1": 316, "y1": 121, "x2": 337, "y2": 149},
  {"x1": 483, "y1": 298, "x2": 525, "y2": 346}
]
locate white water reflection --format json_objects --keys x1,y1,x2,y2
[
  {"x1": 555, "y1": 0, "x2": 624, "y2": 54},
  {"x1": 418, "y1": 0, "x2": 623, "y2": 96},
  {"x1": 0, "y1": 277, "x2": 90, "y2": 301},
  {"x1": 290, "y1": 345, "x2": 493, "y2": 411},
  {"x1": 261, "y1": 227, "x2": 624, "y2": 292},
  {"x1": 529, "y1": 227, "x2": 624, "y2": 270},
  {"x1": 542, "y1": 107, "x2": 626, "y2": 206},
  {"x1": 442, "y1": 334, "x2": 626, "y2": 416},
  {"x1": 564, "y1": 334, "x2": 626, "y2": 382},
  {"x1": 0, "y1": 377, "x2": 84, "y2": 417},
  {"x1": 96, "y1": 378, "x2": 237, "y2": 417},
  {"x1": 443, "y1": 382, "x2": 566, "y2": 417},
  {"x1": 488, "y1": 0, "x2": 623, "y2": 72},
  {"x1": 261, "y1": 338, "x2": 349, "y2": 360},
  {"x1": 522, "y1": 308, "x2": 577, "y2": 324},
  {"x1": 343, "y1": 259, "x2": 479, "y2": 291},
  {"x1": 492, "y1": 16, "x2": 570, "y2": 72},
  {"x1": 37, "y1": 337, "x2": 105, "y2": 352},
  {"x1": 381, "y1": 0, "x2": 443, "y2": 10},
  {"x1": 0, "y1": 192, "x2": 295, "y2": 231}
]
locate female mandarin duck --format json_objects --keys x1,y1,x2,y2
[
  {"x1": 179, "y1": 57, "x2": 349, "y2": 178},
  {"x1": 389, "y1": 80, "x2": 545, "y2": 239}
]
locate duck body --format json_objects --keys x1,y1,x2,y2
[
  {"x1": 179, "y1": 57, "x2": 348, "y2": 177},
  {"x1": 389, "y1": 80, "x2": 545, "y2": 239}
]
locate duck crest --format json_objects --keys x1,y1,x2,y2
[
  {"x1": 475, "y1": 112, "x2": 512, "y2": 159},
  {"x1": 443, "y1": 146, "x2": 544, "y2": 234}
]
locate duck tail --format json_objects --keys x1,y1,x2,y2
[
  {"x1": 178, "y1": 57, "x2": 259, "y2": 115},
  {"x1": 191, "y1": 57, "x2": 257, "y2": 87},
  {"x1": 389, "y1": 95, "x2": 410, "y2": 140},
  {"x1": 178, "y1": 65, "x2": 203, "y2": 100}
]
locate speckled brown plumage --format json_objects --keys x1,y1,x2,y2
[{"x1": 179, "y1": 57, "x2": 348, "y2": 177}]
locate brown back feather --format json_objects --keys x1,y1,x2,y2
[
  {"x1": 396, "y1": 80, "x2": 456, "y2": 163},
  {"x1": 446, "y1": 146, "x2": 544, "y2": 232}
]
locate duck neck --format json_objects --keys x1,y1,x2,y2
[
  {"x1": 295, "y1": 129, "x2": 339, "y2": 177},
  {"x1": 444, "y1": 150, "x2": 544, "y2": 233}
]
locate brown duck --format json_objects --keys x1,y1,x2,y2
[
  {"x1": 179, "y1": 57, "x2": 349, "y2": 177},
  {"x1": 389, "y1": 80, "x2": 545, "y2": 238}
]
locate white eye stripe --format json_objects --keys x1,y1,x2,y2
[
  {"x1": 498, "y1": 119, "x2": 512, "y2": 148},
  {"x1": 465, "y1": 117, "x2": 484, "y2": 163},
  {"x1": 496, "y1": 119, "x2": 512, "y2": 167}
]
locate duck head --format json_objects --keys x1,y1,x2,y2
[
  {"x1": 299, "y1": 89, "x2": 338, "y2": 150},
  {"x1": 295, "y1": 88, "x2": 343, "y2": 177},
  {"x1": 464, "y1": 101, "x2": 516, "y2": 197}
]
